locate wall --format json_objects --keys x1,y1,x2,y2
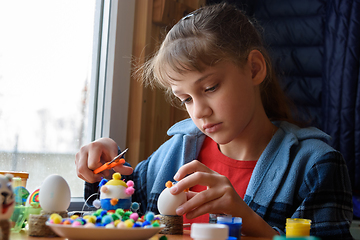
[{"x1": 126, "y1": 0, "x2": 206, "y2": 166}]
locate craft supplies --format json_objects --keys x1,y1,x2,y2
[
  {"x1": 286, "y1": 218, "x2": 311, "y2": 237},
  {"x1": 46, "y1": 209, "x2": 160, "y2": 229},
  {"x1": 159, "y1": 215, "x2": 183, "y2": 235},
  {"x1": 39, "y1": 175, "x2": 71, "y2": 212},
  {"x1": 157, "y1": 181, "x2": 187, "y2": 216},
  {"x1": 29, "y1": 211, "x2": 68, "y2": 237},
  {"x1": 157, "y1": 181, "x2": 187, "y2": 235},
  {"x1": 217, "y1": 215, "x2": 242, "y2": 239},
  {"x1": 191, "y1": 223, "x2": 229, "y2": 240},
  {"x1": 93, "y1": 148, "x2": 128, "y2": 174},
  {"x1": 98, "y1": 173, "x2": 135, "y2": 211}
]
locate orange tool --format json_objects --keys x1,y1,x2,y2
[{"x1": 93, "y1": 148, "x2": 128, "y2": 174}]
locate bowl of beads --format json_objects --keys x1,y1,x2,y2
[{"x1": 46, "y1": 208, "x2": 164, "y2": 240}]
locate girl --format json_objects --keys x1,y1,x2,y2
[{"x1": 75, "y1": 3, "x2": 353, "y2": 239}]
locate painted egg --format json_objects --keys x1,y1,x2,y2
[
  {"x1": 157, "y1": 187, "x2": 186, "y2": 215},
  {"x1": 39, "y1": 175, "x2": 71, "y2": 212}
]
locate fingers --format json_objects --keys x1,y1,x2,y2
[
  {"x1": 75, "y1": 138, "x2": 120, "y2": 183},
  {"x1": 170, "y1": 160, "x2": 244, "y2": 219},
  {"x1": 171, "y1": 160, "x2": 216, "y2": 194},
  {"x1": 75, "y1": 144, "x2": 103, "y2": 183},
  {"x1": 173, "y1": 174, "x2": 231, "y2": 216},
  {"x1": 112, "y1": 164, "x2": 134, "y2": 175},
  {"x1": 174, "y1": 160, "x2": 214, "y2": 181},
  {"x1": 180, "y1": 184, "x2": 236, "y2": 218}
]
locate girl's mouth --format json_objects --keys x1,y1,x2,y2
[{"x1": 203, "y1": 122, "x2": 222, "y2": 133}]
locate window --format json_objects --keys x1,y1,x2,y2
[{"x1": 0, "y1": 0, "x2": 134, "y2": 202}]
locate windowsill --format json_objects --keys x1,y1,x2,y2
[{"x1": 68, "y1": 197, "x2": 97, "y2": 212}]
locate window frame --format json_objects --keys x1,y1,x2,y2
[{"x1": 69, "y1": 0, "x2": 135, "y2": 211}]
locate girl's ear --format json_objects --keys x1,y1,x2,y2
[{"x1": 248, "y1": 50, "x2": 267, "y2": 86}]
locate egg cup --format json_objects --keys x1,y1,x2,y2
[
  {"x1": 159, "y1": 214, "x2": 183, "y2": 235},
  {"x1": 28, "y1": 210, "x2": 68, "y2": 237}
]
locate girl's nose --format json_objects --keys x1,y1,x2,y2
[{"x1": 193, "y1": 99, "x2": 212, "y2": 119}]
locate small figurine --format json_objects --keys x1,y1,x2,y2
[
  {"x1": 98, "y1": 173, "x2": 135, "y2": 210},
  {"x1": 0, "y1": 174, "x2": 15, "y2": 240}
]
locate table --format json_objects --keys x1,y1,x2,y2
[{"x1": 11, "y1": 230, "x2": 272, "y2": 240}]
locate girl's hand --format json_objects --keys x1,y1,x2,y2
[
  {"x1": 170, "y1": 160, "x2": 277, "y2": 237},
  {"x1": 170, "y1": 160, "x2": 245, "y2": 218},
  {"x1": 75, "y1": 137, "x2": 133, "y2": 183}
]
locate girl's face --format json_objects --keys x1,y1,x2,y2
[{"x1": 170, "y1": 60, "x2": 264, "y2": 145}]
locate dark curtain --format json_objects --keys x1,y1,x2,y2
[{"x1": 206, "y1": 0, "x2": 360, "y2": 198}]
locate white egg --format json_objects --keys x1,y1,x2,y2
[
  {"x1": 39, "y1": 174, "x2": 71, "y2": 212},
  {"x1": 157, "y1": 187, "x2": 187, "y2": 215}
]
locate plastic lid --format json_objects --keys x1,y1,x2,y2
[
  {"x1": 286, "y1": 218, "x2": 311, "y2": 225},
  {"x1": 217, "y1": 216, "x2": 242, "y2": 224},
  {"x1": 191, "y1": 223, "x2": 229, "y2": 239}
]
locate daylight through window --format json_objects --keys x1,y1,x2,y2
[{"x1": 0, "y1": 0, "x2": 97, "y2": 197}]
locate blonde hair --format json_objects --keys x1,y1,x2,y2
[{"x1": 140, "y1": 3, "x2": 293, "y2": 122}]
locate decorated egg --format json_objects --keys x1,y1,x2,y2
[
  {"x1": 39, "y1": 175, "x2": 71, "y2": 212},
  {"x1": 99, "y1": 173, "x2": 135, "y2": 210},
  {"x1": 157, "y1": 181, "x2": 187, "y2": 215}
]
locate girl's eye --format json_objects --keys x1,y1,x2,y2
[
  {"x1": 205, "y1": 84, "x2": 218, "y2": 92},
  {"x1": 181, "y1": 96, "x2": 192, "y2": 105}
]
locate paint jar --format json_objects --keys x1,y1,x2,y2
[
  {"x1": 286, "y1": 218, "x2": 312, "y2": 237},
  {"x1": 217, "y1": 216, "x2": 242, "y2": 240},
  {"x1": 191, "y1": 223, "x2": 229, "y2": 240}
]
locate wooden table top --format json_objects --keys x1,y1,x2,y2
[{"x1": 11, "y1": 230, "x2": 272, "y2": 240}]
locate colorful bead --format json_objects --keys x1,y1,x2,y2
[
  {"x1": 70, "y1": 215, "x2": 79, "y2": 220},
  {"x1": 72, "y1": 221, "x2": 82, "y2": 226},
  {"x1": 102, "y1": 215, "x2": 113, "y2": 225},
  {"x1": 47, "y1": 208, "x2": 161, "y2": 231},
  {"x1": 123, "y1": 219, "x2": 134, "y2": 228},
  {"x1": 130, "y1": 212, "x2": 139, "y2": 221},
  {"x1": 50, "y1": 213, "x2": 62, "y2": 224},
  {"x1": 145, "y1": 212, "x2": 155, "y2": 222}
]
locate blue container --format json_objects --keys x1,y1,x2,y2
[{"x1": 217, "y1": 216, "x2": 242, "y2": 240}]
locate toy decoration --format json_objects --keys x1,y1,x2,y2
[
  {"x1": 26, "y1": 188, "x2": 41, "y2": 209},
  {"x1": 0, "y1": 174, "x2": 15, "y2": 240},
  {"x1": 98, "y1": 173, "x2": 135, "y2": 211}
]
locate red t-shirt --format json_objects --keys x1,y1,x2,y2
[{"x1": 183, "y1": 136, "x2": 257, "y2": 225}]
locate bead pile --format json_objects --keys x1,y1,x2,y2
[{"x1": 47, "y1": 209, "x2": 161, "y2": 229}]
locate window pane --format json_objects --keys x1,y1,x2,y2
[{"x1": 0, "y1": 0, "x2": 96, "y2": 197}]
